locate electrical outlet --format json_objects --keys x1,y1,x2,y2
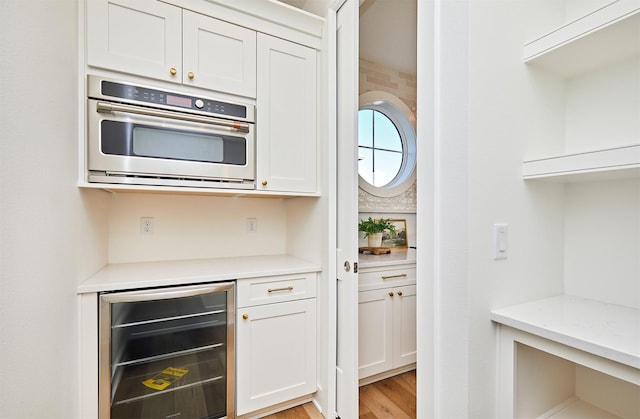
[
  {"x1": 140, "y1": 217, "x2": 155, "y2": 235},
  {"x1": 247, "y1": 218, "x2": 257, "y2": 234}
]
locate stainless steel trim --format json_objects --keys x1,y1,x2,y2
[
  {"x1": 99, "y1": 282, "x2": 236, "y2": 419},
  {"x1": 88, "y1": 173, "x2": 255, "y2": 190},
  {"x1": 96, "y1": 101, "x2": 250, "y2": 133},
  {"x1": 101, "y1": 284, "x2": 226, "y2": 303}
]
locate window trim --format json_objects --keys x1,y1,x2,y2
[{"x1": 358, "y1": 91, "x2": 416, "y2": 198}]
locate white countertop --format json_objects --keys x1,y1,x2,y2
[
  {"x1": 358, "y1": 248, "x2": 416, "y2": 269},
  {"x1": 78, "y1": 254, "x2": 322, "y2": 294},
  {"x1": 491, "y1": 295, "x2": 640, "y2": 369}
]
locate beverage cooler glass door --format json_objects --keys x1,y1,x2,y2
[{"x1": 99, "y1": 282, "x2": 235, "y2": 419}]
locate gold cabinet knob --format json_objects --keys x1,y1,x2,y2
[
  {"x1": 188, "y1": 71, "x2": 195, "y2": 79},
  {"x1": 169, "y1": 67, "x2": 177, "y2": 76},
  {"x1": 388, "y1": 292, "x2": 394, "y2": 297},
  {"x1": 261, "y1": 180, "x2": 268, "y2": 186},
  {"x1": 397, "y1": 291, "x2": 403, "y2": 296},
  {"x1": 242, "y1": 314, "x2": 249, "y2": 320}
]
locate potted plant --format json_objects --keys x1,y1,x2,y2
[{"x1": 358, "y1": 217, "x2": 396, "y2": 248}]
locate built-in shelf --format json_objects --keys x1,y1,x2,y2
[
  {"x1": 524, "y1": 0, "x2": 640, "y2": 77},
  {"x1": 491, "y1": 295, "x2": 640, "y2": 369},
  {"x1": 522, "y1": 143, "x2": 640, "y2": 182},
  {"x1": 537, "y1": 397, "x2": 618, "y2": 419},
  {"x1": 494, "y1": 296, "x2": 640, "y2": 418}
]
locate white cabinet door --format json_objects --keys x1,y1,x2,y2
[
  {"x1": 87, "y1": 0, "x2": 182, "y2": 83},
  {"x1": 358, "y1": 285, "x2": 416, "y2": 379},
  {"x1": 358, "y1": 288, "x2": 394, "y2": 379},
  {"x1": 182, "y1": 11, "x2": 256, "y2": 97},
  {"x1": 256, "y1": 34, "x2": 317, "y2": 193},
  {"x1": 393, "y1": 285, "x2": 417, "y2": 368},
  {"x1": 236, "y1": 298, "x2": 317, "y2": 415}
]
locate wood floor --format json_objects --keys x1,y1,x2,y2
[{"x1": 263, "y1": 370, "x2": 416, "y2": 419}]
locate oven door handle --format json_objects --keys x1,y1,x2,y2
[
  {"x1": 96, "y1": 101, "x2": 250, "y2": 133},
  {"x1": 101, "y1": 283, "x2": 234, "y2": 303}
]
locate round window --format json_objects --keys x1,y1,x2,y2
[{"x1": 358, "y1": 91, "x2": 416, "y2": 197}]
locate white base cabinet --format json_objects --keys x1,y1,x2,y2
[
  {"x1": 236, "y1": 273, "x2": 317, "y2": 416},
  {"x1": 357, "y1": 262, "x2": 416, "y2": 380},
  {"x1": 358, "y1": 285, "x2": 416, "y2": 379}
]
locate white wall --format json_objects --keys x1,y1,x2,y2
[
  {"x1": 466, "y1": 3, "x2": 568, "y2": 416},
  {"x1": 107, "y1": 193, "x2": 289, "y2": 263},
  {"x1": 433, "y1": 0, "x2": 640, "y2": 417},
  {"x1": 564, "y1": 179, "x2": 640, "y2": 308},
  {"x1": 0, "y1": 0, "x2": 109, "y2": 417}
]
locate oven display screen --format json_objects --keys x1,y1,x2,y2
[{"x1": 166, "y1": 94, "x2": 192, "y2": 108}]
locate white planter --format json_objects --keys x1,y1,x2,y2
[{"x1": 367, "y1": 233, "x2": 383, "y2": 248}]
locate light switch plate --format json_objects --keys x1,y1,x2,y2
[{"x1": 494, "y1": 223, "x2": 508, "y2": 260}]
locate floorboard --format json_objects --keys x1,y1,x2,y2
[{"x1": 265, "y1": 370, "x2": 416, "y2": 419}]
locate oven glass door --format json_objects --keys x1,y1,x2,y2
[
  {"x1": 101, "y1": 121, "x2": 247, "y2": 165},
  {"x1": 100, "y1": 283, "x2": 235, "y2": 419},
  {"x1": 88, "y1": 99, "x2": 255, "y2": 184}
]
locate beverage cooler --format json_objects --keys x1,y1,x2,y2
[{"x1": 99, "y1": 282, "x2": 235, "y2": 419}]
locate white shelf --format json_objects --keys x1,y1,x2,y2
[
  {"x1": 524, "y1": 0, "x2": 640, "y2": 77},
  {"x1": 522, "y1": 143, "x2": 640, "y2": 181},
  {"x1": 491, "y1": 295, "x2": 640, "y2": 369},
  {"x1": 537, "y1": 397, "x2": 619, "y2": 419}
]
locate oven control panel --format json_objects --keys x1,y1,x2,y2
[{"x1": 87, "y1": 75, "x2": 254, "y2": 122}]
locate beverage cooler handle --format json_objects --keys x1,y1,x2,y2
[
  {"x1": 96, "y1": 101, "x2": 250, "y2": 133},
  {"x1": 101, "y1": 283, "x2": 234, "y2": 303}
]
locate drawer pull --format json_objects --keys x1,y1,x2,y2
[
  {"x1": 267, "y1": 286, "x2": 294, "y2": 293},
  {"x1": 242, "y1": 314, "x2": 249, "y2": 320},
  {"x1": 388, "y1": 292, "x2": 394, "y2": 297},
  {"x1": 381, "y1": 274, "x2": 407, "y2": 280},
  {"x1": 397, "y1": 291, "x2": 403, "y2": 296}
]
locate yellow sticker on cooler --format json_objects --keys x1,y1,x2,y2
[{"x1": 142, "y1": 367, "x2": 189, "y2": 391}]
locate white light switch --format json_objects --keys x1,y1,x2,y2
[{"x1": 494, "y1": 223, "x2": 508, "y2": 260}]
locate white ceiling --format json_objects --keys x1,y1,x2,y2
[
  {"x1": 359, "y1": 0, "x2": 417, "y2": 76},
  {"x1": 277, "y1": 0, "x2": 417, "y2": 76}
]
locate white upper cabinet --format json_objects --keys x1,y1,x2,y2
[
  {"x1": 87, "y1": 0, "x2": 182, "y2": 83},
  {"x1": 182, "y1": 11, "x2": 256, "y2": 97},
  {"x1": 87, "y1": 0, "x2": 257, "y2": 98},
  {"x1": 256, "y1": 34, "x2": 318, "y2": 194}
]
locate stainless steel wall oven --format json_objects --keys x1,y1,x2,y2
[
  {"x1": 87, "y1": 75, "x2": 255, "y2": 189},
  {"x1": 99, "y1": 282, "x2": 235, "y2": 419}
]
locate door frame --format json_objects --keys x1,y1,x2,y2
[
  {"x1": 327, "y1": 0, "x2": 439, "y2": 418},
  {"x1": 329, "y1": 0, "x2": 360, "y2": 418}
]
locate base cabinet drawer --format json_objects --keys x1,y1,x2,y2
[
  {"x1": 358, "y1": 266, "x2": 416, "y2": 291},
  {"x1": 237, "y1": 272, "x2": 316, "y2": 307}
]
